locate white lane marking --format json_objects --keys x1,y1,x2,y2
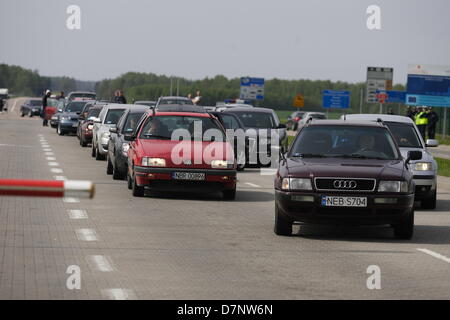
[
  {"x1": 53, "y1": 175, "x2": 67, "y2": 180},
  {"x1": 67, "y1": 209, "x2": 88, "y2": 219},
  {"x1": 245, "y1": 182, "x2": 261, "y2": 188},
  {"x1": 11, "y1": 99, "x2": 18, "y2": 112},
  {"x1": 45, "y1": 152, "x2": 54, "y2": 156},
  {"x1": 417, "y1": 248, "x2": 450, "y2": 264},
  {"x1": 46, "y1": 157, "x2": 56, "y2": 161},
  {"x1": 76, "y1": 229, "x2": 98, "y2": 241},
  {"x1": 101, "y1": 289, "x2": 136, "y2": 300},
  {"x1": 50, "y1": 168, "x2": 63, "y2": 173},
  {"x1": 87, "y1": 255, "x2": 114, "y2": 272},
  {"x1": 43, "y1": 148, "x2": 52, "y2": 152},
  {"x1": 48, "y1": 162, "x2": 59, "y2": 166},
  {"x1": 41, "y1": 145, "x2": 50, "y2": 148},
  {"x1": 63, "y1": 197, "x2": 80, "y2": 203}
]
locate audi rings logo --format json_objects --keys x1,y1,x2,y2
[{"x1": 333, "y1": 180, "x2": 357, "y2": 189}]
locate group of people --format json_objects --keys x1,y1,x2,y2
[{"x1": 406, "y1": 106, "x2": 439, "y2": 140}]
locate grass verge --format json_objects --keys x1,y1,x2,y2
[{"x1": 435, "y1": 157, "x2": 450, "y2": 177}]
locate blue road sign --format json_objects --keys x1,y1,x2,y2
[
  {"x1": 322, "y1": 90, "x2": 350, "y2": 109},
  {"x1": 375, "y1": 90, "x2": 406, "y2": 103},
  {"x1": 240, "y1": 77, "x2": 265, "y2": 100}
]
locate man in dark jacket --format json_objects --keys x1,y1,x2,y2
[
  {"x1": 426, "y1": 107, "x2": 439, "y2": 140},
  {"x1": 115, "y1": 90, "x2": 127, "y2": 104},
  {"x1": 42, "y1": 90, "x2": 51, "y2": 126}
]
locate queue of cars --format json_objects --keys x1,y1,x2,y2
[{"x1": 41, "y1": 95, "x2": 439, "y2": 240}]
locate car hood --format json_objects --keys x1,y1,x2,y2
[
  {"x1": 135, "y1": 139, "x2": 235, "y2": 168},
  {"x1": 286, "y1": 157, "x2": 405, "y2": 180}
]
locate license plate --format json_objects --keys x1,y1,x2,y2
[
  {"x1": 321, "y1": 196, "x2": 367, "y2": 207},
  {"x1": 172, "y1": 172, "x2": 205, "y2": 181}
]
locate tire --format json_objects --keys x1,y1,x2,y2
[
  {"x1": 112, "y1": 159, "x2": 124, "y2": 180},
  {"x1": 274, "y1": 204, "x2": 292, "y2": 236},
  {"x1": 393, "y1": 209, "x2": 414, "y2": 240},
  {"x1": 223, "y1": 188, "x2": 236, "y2": 200},
  {"x1": 421, "y1": 190, "x2": 437, "y2": 210},
  {"x1": 95, "y1": 146, "x2": 105, "y2": 160},
  {"x1": 20, "y1": 111, "x2": 25, "y2": 117},
  {"x1": 132, "y1": 174, "x2": 144, "y2": 197},
  {"x1": 57, "y1": 125, "x2": 65, "y2": 136},
  {"x1": 106, "y1": 155, "x2": 113, "y2": 174},
  {"x1": 127, "y1": 171, "x2": 133, "y2": 190},
  {"x1": 293, "y1": 123, "x2": 298, "y2": 131},
  {"x1": 91, "y1": 143, "x2": 96, "y2": 157}
]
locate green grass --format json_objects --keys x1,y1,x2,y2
[
  {"x1": 435, "y1": 157, "x2": 450, "y2": 177},
  {"x1": 435, "y1": 134, "x2": 450, "y2": 146}
]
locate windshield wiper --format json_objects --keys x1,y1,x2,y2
[
  {"x1": 334, "y1": 154, "x2": 386, "y2": 160},
  {"x1": 292, "y1": 153, "x2": 329, "y2": 158},
  {"x1": 142, "y1": 134, "x2": 171, "y2": 140}
]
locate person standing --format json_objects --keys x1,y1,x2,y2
[
  {"x1": 414, "y1": 107, "x2": 428, "y2": 140},
  {"x1": 0, "y1": 98, "x2": 4, "y2": 113},
  {"x1": 426, "y1": 107, "x2": 439, "y2": 140},
  {"x1": 57, "y1": 91, "x2": 65, "y2": 100},
  {"x1": 115, "y1": 90, "x2": 127, "y2": 104},
  {"x1": 41, "y1": 90, "x2": 51, "y2": 126},
  {"x1": 192, "y1": 90, "x2": 201, "y2": 105}
]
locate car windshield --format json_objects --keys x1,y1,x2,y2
[
  {"x1": 291, "y1": 125, "x2": 400, "y2": 160},
  {"x1": 64, "y1": 101, "x2": 86, "y2": 113},
  {"x1": 220, "y1": 114, "x2": 241, "y2": 130},
  {"x1": 87, "y1": 108, "x2": 101, "y2": 118},
  {"x1": 139, "y1": 115, "x2": 224, "y2": 141},
  {"x1": 104, "y1": 109, "x2": 125, "y2": 124},
  {"x1": 385, "y1": 122, "x2": 423, "y2": 148},
  {"x1": 159, "y1": 99, "x2": 193, "y2": 105},
  {"x1": 122, "y1": 112, "x2": 145, "y2": 134},
  {"x1": 29, "y1": 100, "x2": 42, "y2": 106},
  {"x1": 71, "y1": 93, "x2": 96, "y2": 100},
  {"x1": 234, "y1": 112, "x2": 276, "y2": 129}
]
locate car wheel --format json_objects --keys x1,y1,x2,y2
[
  {"x1": 222, "y1": 188, "x2": 236, "y2": 200},
  {"x1": 91, "y1": 143, "x2": 96, "y2": 157},
  {"x1": 393, "y1": 209, "x2": 414, "y2": 240},
  {"x1": 127, "y1": 171, "x2": 133, "y2": 190},
  {"x1": 421, "y1": 190, "x2": 437, "y2": 210},
  {"x1": 81, "y1": 137, "x2": 87, "y2": 147},
  {"x1": 57, "y1": 125, "x2": 65, "y2": 136},
  {"x1": 274, "y1": 204, "x2": 292, "y2": 236},
  {"x1": 106, "y1": 155, "x2": 113, "y2": 174},
  {"x1": 112, "y1": 159, "x2": 124, "y2": 180},
  {"x1": 293, "y1": 123, "x2": 298, "y2": 131},
  {"x1": 132, "y1": 175, "x2": 144, "y2": 197},
  {"x1": 95, "y1": 146, "x2": 105, "y2": 160},
  {"x1": 20, "y1": 111, "x2": 25, "y2": 117}
]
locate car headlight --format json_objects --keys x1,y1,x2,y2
[
  {"x1": 87, "y1": 124, "x2": 93, "y2": 130},
  {"x1": 60, "y1": 116, "x2": 70, "y2": 121},
  {"x1": 100, "y1": 132, "x2": 110, "y2": 144},
  {"x1": 141, "y1": 157, "x2": 166, "y2": 167},
  {"x1": 121, "y1": 142, "x2": 129, "y2": 157},
  {"x1": 281, "y1": 178, "x2": 312, "y2": 191},
  {"x1": 414, "y1": 162, "x2": 432, "y2": 171},
  {"x1": 378, "y1": 181, "x2": 409, "y2": 193},
  {"x1": 51, "y1": 116, "x2": 58, "y2": 120},
  {"x1": 211, "y1": 160, "x2": 232, "y2": 169}
]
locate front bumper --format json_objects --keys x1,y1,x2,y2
[
  {"x1": 275, "y1": 190, "x2": 414, "y2": 226},
  {"x1": 134, "y1": 166, "x2": 237, "y2": 192},
  {"x1": 412, "y1": 173, "x2": 436, "y2": 199},
  {"x1": 59, "y1": 121, "x2": 78, "y2": 132}
]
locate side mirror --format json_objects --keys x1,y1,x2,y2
[
  {"x1": 123, "y1": 134, "x2": 135, "y2": 141},
  {"x1": 93, "y1": 118, "x2": 101, "y2": 123},
  {"x1": 407, "y1": 150, "x2": 422, "y2": 162},
  {"x1": 426, "y1": 139, "x2": 439, "y2": 148},
  {"x1": 57, "y1": 108, "x2": 63, "y2": 113},
  {"x1": 277, "y1": 123, "x2": 287, "y2": 129},
  {"x1": 109, "y1": 127, "x2": 117, "y2": 133}
]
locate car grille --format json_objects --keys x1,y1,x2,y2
[{"x1": 314, "y1": 178, "x2": 376, "y2": 192}]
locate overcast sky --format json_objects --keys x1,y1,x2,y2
[{"x1": 1, "y1": 0, "x2": 449, "y2": 83}]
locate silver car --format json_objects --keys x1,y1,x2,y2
[
  {"x1": 343, "y1": 114, "x2": 438, "y2": 209},
  {"x1": 92, "y1": 104, "x2": 128, "y2": 160}
]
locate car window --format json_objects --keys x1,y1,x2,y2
[
  {"x1": 386, "y1": 122, "x2": 423, "y2": 148},
  {"x1": 64, "y1": 101, "x2": 86, "y2": 113},
  {"x1": 87, "y1": 108, "x2": 101, "y2": 118},
  {"x1": 139, "y1": 115, "x2": 224, "y2": 141},
  {"x1": 220, "y1": 114, "x2": 241, "y2": 130},
  {"x1": 70, "y1": 93, "x2": 96, "y2": 100},
  {"x1": 159, "y1": 99, "x2": 193, "y2": 105},
  {"x1": 122, "y1": 112, "x2": 145, "y2": 134},
  {"x1": 234, "y1": 112, "x2": 276, "y2": 129},
  {"x1": 29, "y1": 100, "x2": 42, "y2": 106},
  {"x1": 291, "y1": 126, "x2": 399, "y2": 160},
  {"x1": 104, "y1": 109, "x2": 125, "y2": 124}
]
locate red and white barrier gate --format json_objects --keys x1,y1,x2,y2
[{"x1": 0, "y1": 179, "x2": 95, "y2": 199}]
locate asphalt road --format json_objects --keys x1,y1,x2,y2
[{"x1": 0, "y1": 98, "x2": 449, "y2": 300}]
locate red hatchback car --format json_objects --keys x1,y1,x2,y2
[{"x1": 126, "y1": 110, "x2": 237, "y2": 199}]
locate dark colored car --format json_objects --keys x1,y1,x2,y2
[
  {"x1": 210, "y1": 111, "x2": 248, "y2": 171},
  {"x1": 126, "y1": 110, "x2": 237, "y2": 199},
  {"x1": 20, "y1": 98, "x2": 42, "y2": 117},
  {"x1": 56, "y1": 100, "x2": 90, "y2": 135},
  {"x1": 78, "y1": 105, "x2": 104, "y2": 147},
  {"x1": 286, "y1": 111, "x2": 306, "y2": 131},
  {"x1": 106, "y1": 106, "x2": 150, "y2": 179},
  {"x1": 77, "y1": 102, "x2": 107, "y2": 140},
  {"x1": 274, "y1": 120, "x2": 422, "y2": 239},
  {"x1": 222, "y1": 107, "x2": 287, "y2": 167}
]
